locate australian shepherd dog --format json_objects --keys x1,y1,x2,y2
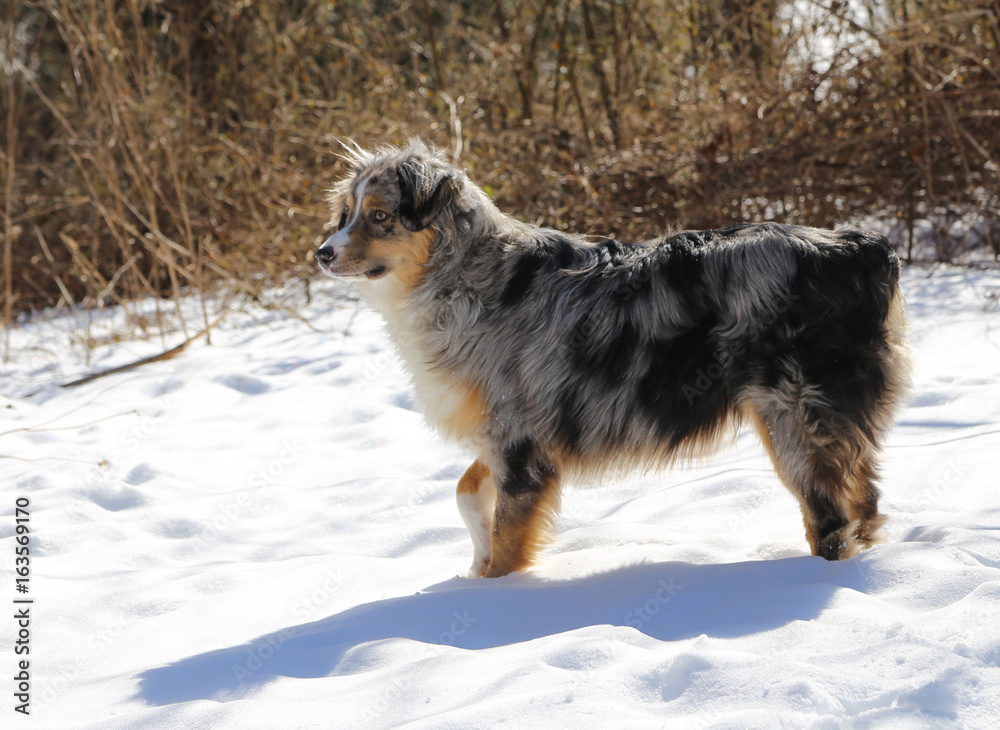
[{"x1": 316, "y1": 141, "x2": 911, "y2": 578}]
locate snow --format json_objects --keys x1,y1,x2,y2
[{"x1": 2, "y1": 265, "x2": 999, "y2": 728}]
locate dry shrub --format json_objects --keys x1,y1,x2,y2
[{"x1": 1, "y1": 0, "x2": 998, "y2": 335}]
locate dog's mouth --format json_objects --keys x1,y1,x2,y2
[{"x1": 317, "y1": 261, "x2": 389, "y2": 281}]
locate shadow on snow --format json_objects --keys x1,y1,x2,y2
[{"x1": 136, "y1": 554, "x2": 870, "y2": 705}]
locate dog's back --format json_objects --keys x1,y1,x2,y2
[{"x1": 447, "y1": 223, "x2": 906, "y2": 468}]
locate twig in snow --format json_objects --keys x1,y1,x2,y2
[{"x1": 60, "y1": 310, "x2": 228, "y2": 389}]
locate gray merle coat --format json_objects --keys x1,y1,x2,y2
[{"x1": 316, "y1": 142, "x2": 911, "y2": 578}]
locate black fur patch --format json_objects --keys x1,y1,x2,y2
[
  {"x1": 500, "y1": 249, "x2": 549, "y2": 308},
  {"x1": 500, "y1": 439, "x2": 556, "y2": 495},
  {"x1": 499, "y1": 233, "x2": 585, "y2": 308},
  {"x1": 637, "y1": 314, "x2": 731, "y2": 448},
  {"x1": 553, "y1": 389, "x2": 585, "y2": 454},
  {"x1": 397, "y1": 161, "x2": 457, "y2": 232}
]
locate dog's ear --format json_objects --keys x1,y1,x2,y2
[{"x1": 397, "y1": 160, "x2": 458, "y2": 232}]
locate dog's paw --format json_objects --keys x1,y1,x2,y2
[{"x1": 467, "y1": 556, "x2": 490, "y2": 578}]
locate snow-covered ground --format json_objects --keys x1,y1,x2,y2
[{"x1": 2, "y1": 265, "x2": 999, "y2": 728}]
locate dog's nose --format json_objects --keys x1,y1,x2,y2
[{"x1": 316, "y1": 246, "x2": 336, "y2": 264}]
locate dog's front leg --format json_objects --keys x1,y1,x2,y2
[
  {"x1": 457, "y1": 459, "x2": 497, "y2": 578},
  {"x1": 483, "y1": 440, "x2": 561, "y2": 578}
]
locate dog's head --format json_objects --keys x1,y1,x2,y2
[{"x1": 316, "y1": 143, "x2": 460, "y2": 286}]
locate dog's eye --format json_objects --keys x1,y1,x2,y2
[
  {"x1": 372, "y1": 210, "x2": 388, "y2": 223},
  {"x1": 338, "y1": 208, "x2": 349, "y2": 230}
]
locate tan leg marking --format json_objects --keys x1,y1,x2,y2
[{"x1": 484, "y1": 474, "x2": 561, "y2": 578}]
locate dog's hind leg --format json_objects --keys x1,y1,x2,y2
[
  {"x1": 483, "y1": 439, "x2": 561, "y2": 578},
  {"x1": 748, "y1": 285, "x2": 910, "y2": 558},
  {"x1": 747, "y1": 391, "x2": 887, "y2": 560},
  {"x1": 457, "y1": 459, "x2": 497, "y2": 578}
]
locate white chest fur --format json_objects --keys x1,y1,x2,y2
[{"x1": 358, "y1": 278, "x2": 485, "y2": 446}]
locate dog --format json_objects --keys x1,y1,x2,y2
[{"x1": 316, "y1": 141, "x2": 911, "y2": 578}]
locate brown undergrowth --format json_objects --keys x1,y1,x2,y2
[{"x1": 2, "y1": 1, "x2": 998, "y2": 346}]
